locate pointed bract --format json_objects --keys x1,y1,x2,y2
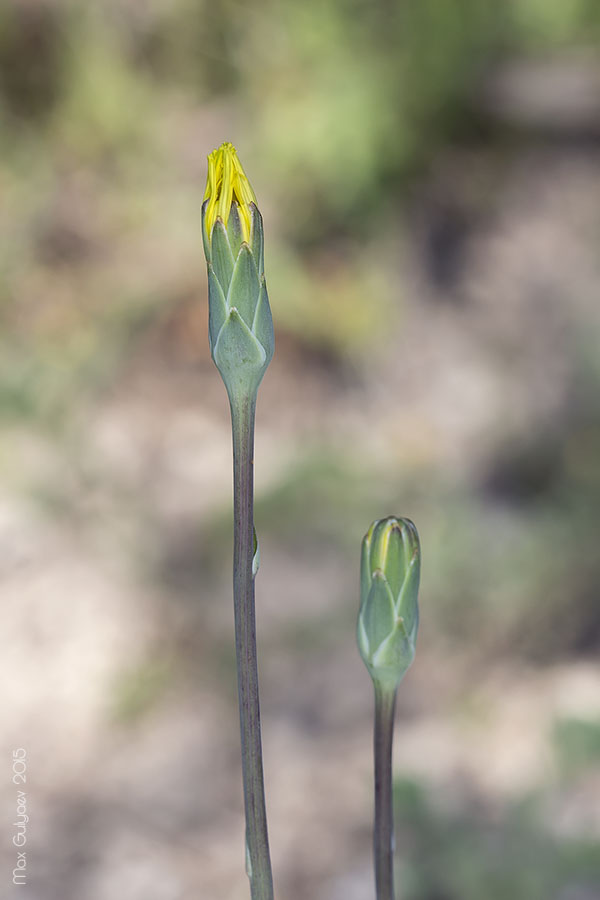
[
  {"x1": 360, "y1": 573, "x2": 396, "y2": 660},
  {"x1": 228, "y1": 244, "x2": 260, "y2": 328},
  {"x1": 252, "y1": 281, "x2": 275, "y2": 369},
  {"x1": 227, "y1": 202, "x2": 245, "y2": 259},
  {"x1": 207, "y1": 267, "x2": 228, "y2": 351},
  {"x1": 250, "y1": 205, "x2": 264, "y2": 275},
  {"x1": 210, "y1": 221, "x2": 235, "y2": 293},
  {"x1": 212, "y1": 309, "x2": 267, "y2": 399}
]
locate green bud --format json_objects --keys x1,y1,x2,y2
[
  {"x1": 357, "y1": 517, "x2": 420, "y2": 689},
  {"x1": 202, "y1": 143, "x2": 274, "y2": 401}
]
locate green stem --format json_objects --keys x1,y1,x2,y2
[
  {"x1": 373, "y1": 682, "x2": 397, "y2": 900},
  {"x1": 230, "y1": 392, "x2": 274, "y2": 900}
]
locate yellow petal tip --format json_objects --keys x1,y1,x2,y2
[{"x1": 203, "y1": 142, "x2": 257, "y2": 244}]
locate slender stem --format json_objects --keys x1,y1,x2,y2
[
  {"x1": 373, "y1": 682, "x2": 397, "y2": 900},
  {"x1": 230, "y1": 392, "x2": 274, "y2": 900}
]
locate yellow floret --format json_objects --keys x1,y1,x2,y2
[{"x1": 204, "y1": 142, "x2": 257, "y2": 244}]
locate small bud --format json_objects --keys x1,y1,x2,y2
[
  {"x1": 202, "y1": 142, "x2": 274, "y2": 400},
  {"x1": 357, "y1": 517, "x2": 420, "y2": 689}
]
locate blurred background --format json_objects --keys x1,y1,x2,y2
[{"x1": 1, "y1": 1, "x2": 600, "y2": 898}]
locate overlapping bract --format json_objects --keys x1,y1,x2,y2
[
  {"x1": 202, "y1": 144, "x2": 274, "y2": 400},
  {"x1": 357, "y1": 517, "x2": 420, "y2": 688}
]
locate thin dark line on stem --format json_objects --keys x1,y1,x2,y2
[
  {"x1": 231, "y1": 393, "x2": 274, "y2": 900},
  {"x1": 374, "y1": 683, "x2": 397, "y2": 900}
]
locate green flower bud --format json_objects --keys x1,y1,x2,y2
[
  {"x1": 357, "y1": 517, "x2": 420, "y2": 689},
  {"x1": 202, "y1": 142, "x2": 274, "y2": 400}
]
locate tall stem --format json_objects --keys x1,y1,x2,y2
[
  {"x1": 373, "y1": 682, "x2": 397, "y2": 900},
  {"x1": 230, "y1": 392, "x2": 274, "y2": 900}
]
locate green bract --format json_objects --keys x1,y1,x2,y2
[
  {"x1": 357, "y1": 517, "x2": 420, "y2": 689},
  {"x1": 202, "y1": 145, "x2": 274, "y2": 401}
]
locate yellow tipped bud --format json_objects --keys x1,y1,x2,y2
[
  {"x1": 203, "y1": 142, "x2": 257, "y2": 244},
  {"x1": 202, "y1": 141, "x2": 273, "y2": 400}
]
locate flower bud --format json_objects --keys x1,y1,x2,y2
[
  {"x1": 202, "y1": 142, "x2": 274, "y2": 400},
  {"x1": 357, "y1": 517, "x2": 420, "y2": 689}
]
